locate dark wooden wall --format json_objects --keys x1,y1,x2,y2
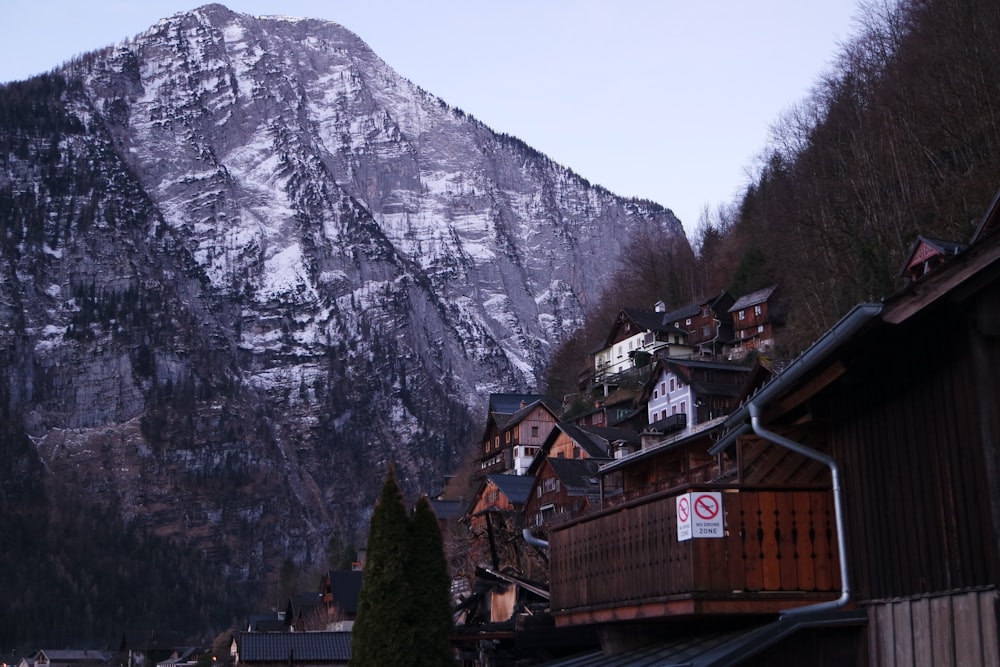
[{"x1": 821, "y1": 296, "x2": 1000, "y2": 602}]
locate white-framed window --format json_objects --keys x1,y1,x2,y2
[
  {"x1": 754, "y1": 305, "x2": 763, "y2": 316},
  {"x1": 685, "y1": 318, "x2": 692, "y2": 325},
  {"x1": 738, "y1": 310, "x2": 746, "y2": 321},
  {"x1": 758, "y1": 325, "x2": 765, "y2": 333}
]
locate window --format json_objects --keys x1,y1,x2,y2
[
  {"x1": 685, "y1": 318, "x2": 692, "y2": 325},
  {"x1": 754, "y1": 304, "x2": 763, "y2": 316},
  {"x1": 573, "y1": 447, "x2": 581, "y2": 459},
  {"x1": 681, "y1": 401, "x2": 686, "y2": 413},
  {"x1": 670, "y1": 378, "x2": 675, "y2": 391},
  {"x1": 758, "y1": 325, "x2": 765, "y2": 333},
  {"x1": 672, "y1": 405, "x2": 678, "y2": 415},
  {"x1": 661, "y1": 382, "x2": 666, "y2": 394},
  {"x1": 653, "y1": 389, "x2": 658, "y2": 399},
  {"x1": 530, "y1": 425, "x2": 538, "y2": 437}
]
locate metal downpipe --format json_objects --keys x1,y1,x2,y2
[
  {"x1": 523, "y1": 527, "x2": 549, "y2": 550},
  {"x1": 748, "y1": 402, "x2": 851, "y2": 616}
]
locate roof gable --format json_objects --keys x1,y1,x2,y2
[
  {"x1": 485, "y1": 473, "x2": 535, "y2": 505},
  {"x1": 728, "y1": 285, "x2": 778, "y2": 312},
  {"x1": 547, "y1": 457, "x2": 604, "y2": 494},
  {"x1": 324, "y1": 570, "x2": 363, "y2": 615}
]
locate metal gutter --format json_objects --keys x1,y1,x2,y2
[
  {"x1": 709, "y1": 302, "x2": 883, "y2": 616},
  {"x1": 710, "y1": 303, "x2": 884, "y2": 455}
]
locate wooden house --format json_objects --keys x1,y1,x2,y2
[
  {"x1": 476, "y1": 393, "x2": 558, "y2": 478},
  {"x1": 590, "y1": 305, "x2": 694, "y2": 386},
  {"x1": 464, "y1": 474, "x2": 538, "y2": 574},
  {"x1": 662, "y1": 290, "x2": 735, "y2": 358},
  {"x1": 542, "y1": 192, "x2": 1000, "y2": 664},
  {"x1": 524, "y1": 457, "x2": 604, "y2": 530},
  {"x1": 284, "y1": 591, "x2": 324, "y2": 631},
  {"x1": 640, "y1": 358, "x2": 749, "y2": 431},
  {"x1": 319, "y1": 570, "x2": 362, "y2": 627},
  {"x1": 728, "y1": 285, "x2": 781, "y2": 359},
  {"x1": 521, "y1": 422, "x2": 623, "y2": 530},
  {"x1": 231, "y1": 632, "x2": 350, "y2": 667}
]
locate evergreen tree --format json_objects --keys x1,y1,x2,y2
[
  {"x1": 351, "y1": 466, "x2": 415, "y2": 666},
  {"x1": 409, "y1": 496, "x2": 454, "y2": 667}
]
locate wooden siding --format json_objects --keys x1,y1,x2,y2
[
  {"x1": 822, "y1": 316, "x2": 1000, "y2": 601},
  {"x1": 865, "y1": 588, "x2": 999, "y2": 667},
  {"x1": 549, "y1": 486, "x2": 840, "y2": 624}
]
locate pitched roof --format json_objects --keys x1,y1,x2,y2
[
  {"x1": 488, "y1": 393, "x2": 547, "y2": 416},
  {"x1": 728, "y1": 285, "x2": 778, "y2": 312},
  {"x1": 553, "y1": 423, "x2": 614, "y2": 458},
  {"x1": 574, "y1": 424, "x2": 641, "y2": 449},
  {"x1": 36, "y1": 653, "x2": 109, "y2": 664},
  {"x1": 428, "y1": 498, "x2": 465, "y2": 521},
  {"x1": 547, "y1": 458, "x2": 603, "y2": 495},
  {"x1": 486, "y1": 474, "x2": 536, "y2": 505},
  {"x1": 235, "y1": 632, "x2": 351, "y2": 662},
  {"x1": 662, "y1": 291, "x2": 737, "y2": 326},
  {"x1": 324, "y1": 570, "x2": 363, "y2": 615}
]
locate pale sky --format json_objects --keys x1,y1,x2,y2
[{"x1": 0, "y1": 1, "x2": 862, "y2": 237}]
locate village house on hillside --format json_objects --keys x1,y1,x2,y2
[
  {"x1": 476, "y1": 393, "x2": 559, "y2": 478},
  {"x1": 662, "y1": 290, "x2": 735, "y2": 358},
  {"x1": 590, "y1": 304, "x2": 693, "y2": 386},
  {"x1": 728, "y1": 284, "x2": 781, "y2": 359},
  {"x1": 641, "y1": 357, "x2": 749, "y2": 430},
  {"x1": 521, "y1": 423, "x2": 629, "y2": 529}
]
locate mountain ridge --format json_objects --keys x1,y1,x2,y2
[{"x1": 0, "y1": 4, "x2": 686, "y2": 636}]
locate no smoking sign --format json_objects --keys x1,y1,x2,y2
[{"x1": 677, "y1": 491, "x2": 724, "y2": 541}]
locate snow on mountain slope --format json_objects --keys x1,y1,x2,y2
[{"x1": 0, "y1": 3, "x2": 685, "y2": 582}]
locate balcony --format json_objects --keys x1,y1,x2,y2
[{"x1": 548, "y1": 485, "x2": 840, "y2": 627}]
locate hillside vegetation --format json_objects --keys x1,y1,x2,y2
[{"x1": 547, "y1": 0, "x2": 1000, "y2": 397}]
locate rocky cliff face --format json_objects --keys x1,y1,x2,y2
[{"x1": 0, "y1": 4, "x2": 684, "y2": 584}]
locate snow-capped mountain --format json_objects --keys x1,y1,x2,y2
[{"x1": 0, "y1": 4, "x2": 684, "y2": 581}]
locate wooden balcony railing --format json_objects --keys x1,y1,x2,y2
[{"x1": 549, "y1": 486, "x2": 840, "y2": 626}]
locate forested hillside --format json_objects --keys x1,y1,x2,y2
[
  {"x1": 546, "y1": 0, "x2": 1000, "y2": 395},
  {"x1": 699, "y1": 0, "x2": 1000, "y2": 349}
]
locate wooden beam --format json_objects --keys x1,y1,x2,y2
[{"x1": 764, "y1": 360, "x2": 846, "y2": 420}]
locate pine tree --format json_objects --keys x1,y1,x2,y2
[
  {"x1": 409, "y1": 496, "x2": 454, "y2": 667},
  {"x1": 351, "y1": 466, "x2": 415, "y2": 666}
]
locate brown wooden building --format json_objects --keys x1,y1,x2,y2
[
  {"x1": 542, "y1": 196, "x2": 1000, "y2": 664},
  {"x1": 728, "y1": 285, "x2": 780, "y2": 359},
  {"x1": 476, "y1": 393, "x2": 558, "y2": 479},
  {"x1": 662, "y1": 290, "x2": 736, "y2": 358}
]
